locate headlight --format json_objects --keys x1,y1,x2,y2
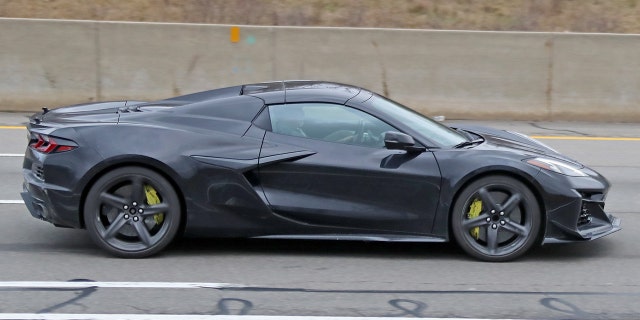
[{"x1": 525, "y1": 157, "x2": 588, "y2": 177}]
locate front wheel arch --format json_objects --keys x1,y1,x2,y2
[
  {"x1": 449, "y1": 171, "x2": 547, "y2": 238},
  {"x1": 449, "y1": 173, "x2": 546, "y2": 261}
]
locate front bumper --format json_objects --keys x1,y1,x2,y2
[
  {"x1": 538, "y1": 167, "x2": 621, "y2": 244},
  {"x1": 543, "y1": 197, "x2": 621, "y2": 244}
]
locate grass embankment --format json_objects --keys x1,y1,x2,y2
[{"x1": 1, "y1": 0, "x2": 640, "y2": 33}]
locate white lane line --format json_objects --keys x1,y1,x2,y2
[
  {"x1": 0, "y1": 200, "x2": 24, "y2": 204},
  {"x1": 0, "y1": 315, "x2": 514, "y2": 320},
  {"x1": 0, "y1": 153, "x2": 23, "y2": 157},
  {"x1": 0, "y1": 281, "x2": 247, "y2": 289},
  {"x1": 0, "y1": 282, "x2": 518, "y2": 320}
]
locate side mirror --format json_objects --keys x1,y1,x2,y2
[{"x1": 384, "y1": 131, "x2": 425, "y2": 153}]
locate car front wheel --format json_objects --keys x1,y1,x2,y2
[
  {"x1": 451, "y1": 175, "x2": 541, "y2": 262},
  {"x1": 84, "y1": 166, "x2": 181, "y2": 258}
]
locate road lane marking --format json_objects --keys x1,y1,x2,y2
[
  {"x1": 0, "y1": 281, "x2": 248, "y2": 289},
  {"x1": 0, "y1": 200, "x2": 24, "y2": 204},
  {"x1": 0, "y1": 315, "x2": 516, "y2": 320},
  {"x1": 0, "y1": 153, "x2": 23, "y2": 157},
  {"x1": 0, "y1": 125, "x2": 25, "y2": 129},
  {"x1": 530, "y1": 135, "x2": 640, "y2": 141}
]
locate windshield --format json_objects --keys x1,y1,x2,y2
[{"x1": 368, "y1": 95, "x2": 467, "y2": 147}]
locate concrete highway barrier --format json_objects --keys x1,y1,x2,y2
[{"x1": 1, "y1": 18, "x2": 639, "y2": 121}]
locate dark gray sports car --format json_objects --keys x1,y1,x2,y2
[{"x1": 21, "y1": 81, "x2": 620, "y2": 261}]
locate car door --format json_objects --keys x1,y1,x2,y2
[{"x1": 257, "y1": 102, "x2": 442, "y2": 235}]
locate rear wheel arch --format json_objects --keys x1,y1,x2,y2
[
  {"x1": 78, "y1": 158, "x2": 186, "y2": 233},
  {"x1": 81, "y1": 164, "x2": 186, "y2": 258}
]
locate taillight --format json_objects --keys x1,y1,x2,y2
[{"x1": 29, "y1": 134, "x2": 77, "y2": 154}]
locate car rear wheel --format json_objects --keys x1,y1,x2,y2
[
  {"x1": 451, "y1": 176, "x2": 541, "y2": 262},
  {"x1": 84, "y1": 166, "x2": 181, "y2": 258}
]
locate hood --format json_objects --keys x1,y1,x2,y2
[
  {"x1": 454, "y1": 124, "x2": 584, "y2": 167},
  {"x1": 31, "y1": 101, "x2": 146, "y2": 126}
]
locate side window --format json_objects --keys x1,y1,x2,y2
[{"x1": 269, "y1": 103, "x2": 397, "y2": 148}]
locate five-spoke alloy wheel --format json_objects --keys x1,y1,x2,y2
[
  {"x1": 452, "y1": 176, "x2": 541, "y2": 262},
  {"x1": 84, "y1": 166, "x2": 181, "y2": 258}
]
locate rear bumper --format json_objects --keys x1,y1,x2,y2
[
  {"x1": 21, "y1": 189, "x2": 46, "y2": 221},
  {"x1": 21, "y1": 168, "x2": 81, "y2": 228}
]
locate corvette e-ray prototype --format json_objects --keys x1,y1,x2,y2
[{"x1": 21, "y1": 81, "x2": 620, "y2": 261}]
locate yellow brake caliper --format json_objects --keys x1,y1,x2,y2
[
  {"x1": 468, "y1": 198, "x2": 482, "y2": 240},
  {"x1": 144, "y1": 184, "x2": 164, "y2": 225}
]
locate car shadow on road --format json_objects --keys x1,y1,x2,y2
[
  {"x1": 167, "y1": 237, "x2": 467, "y2": 261},
  {"x1": 15, "y1": 225, "x2": 617, "y2": 261},
  {"x1": 526, "y1": 239, "x2": 617, "y2": 261},
  {"x1": 165, "y1": 237, "x2": 616, "y2": 261}
]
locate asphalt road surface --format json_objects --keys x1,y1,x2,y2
[{"x1": 1, "y1": 113, "x2": 639, "y2": 319}]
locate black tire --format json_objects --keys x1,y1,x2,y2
[
  {"x1": 84, "y1": 166, "x2": 181, "y2": 258},
  {"x1": 451, "y1": 175, "x2": 541, "y2": 262}
]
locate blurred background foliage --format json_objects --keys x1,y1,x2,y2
[{"x1": 1, "y1": 0, "x2": 640, "y2": 33}]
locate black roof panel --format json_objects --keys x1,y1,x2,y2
[{"x1": 241, "y1": 82, "x2": 285, "y2": 95}]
